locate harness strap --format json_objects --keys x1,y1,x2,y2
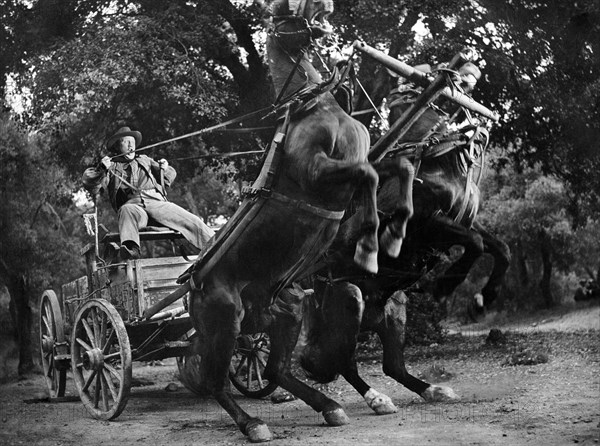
[
  {"x1": 251, "y1": 106, "x2": 292, "y2": 191},
  {"x1": 425, "y1": 134, "x2": 467, "y2": 159},
  {"x1": 453, "y1": 127, "x2": 487, "y2": 224},
  {"x1": 268, "y1": 191, "x2": 345, "y2": 220},
  {"x1": 126, "y1": 105, "x2": 274, "y2": 156}
]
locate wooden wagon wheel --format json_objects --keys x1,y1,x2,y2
[
  {"x1": 176, "y1": 354, "x2": 209, "y2": 396},
  {"x1": 229, "y1": 332, "x2": 278, "y2": 398},
  {"x1": 175, "y1": 328, "x2": 209, "y2": 396},
  {"x1": 39, "y1": 290, "x2": 67, "y2": 398},
  {"x1": 71, "y1": 299, "x2": 132, "y2": 420}
]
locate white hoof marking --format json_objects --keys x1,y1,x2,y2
[{"x1": 364, "y1": 388, "x2": 398, "y2": 415}]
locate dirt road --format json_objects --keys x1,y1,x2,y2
[{"x1": 1, "y1": 306, "x2": 599, "y2": 445}]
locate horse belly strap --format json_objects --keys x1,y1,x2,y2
[{"x1": 269, "y1": 191, "x2": 345, "y2": 220}]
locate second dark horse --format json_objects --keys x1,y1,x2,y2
[{"x1": 300, "y1": 60, "x2": 510, "y2": 414}]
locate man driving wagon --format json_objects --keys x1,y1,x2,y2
[{"x1": 82, "y1": 126, "x2": 214, "y2": 259}]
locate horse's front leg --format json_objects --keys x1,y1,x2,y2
[
  {"x1": 309, "y1": 152, "x2": 379, "y2": 273},
  {"x1": 364, "y1": 290, "x2": 460, "y2": 402},
  {"x1": 189, "y1": 277, "x2": 272, "y2": 443},
  {"x1": 375, "y1": 156, "x2": 415, "y2": 257},
  {"x1": 265, "y1": 284, "x2": 350, "y2": 426}
]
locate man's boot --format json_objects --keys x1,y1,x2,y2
[{"x1": 120, "y1": 241, "x2": 140, "y2": 260}]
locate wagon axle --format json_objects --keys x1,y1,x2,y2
[{"x1": 81, "y1": 348, "x2": 105, "y2": 372}]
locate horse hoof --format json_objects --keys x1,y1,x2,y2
[
  {"x1": 364, "y1": 389, "x2": 398, "y2": 415},
  {"x1": 354, "y1": 246, "x2": 378, "y2": 274},
  {"x1": 323, "y1": 407, "x2": 350, "y2": 426},
  {"x1": 422, "y1": 385, "x2": 460, "y2": 402},
  {"x1": 247, "y1": 423, "x2": 272, "y2": 443},
  {"x1": 380, "y1": 226, "x2": 403, "y2": 258}
]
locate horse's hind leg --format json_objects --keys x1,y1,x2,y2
[
  {"x1": 301, "y1": 282, "x2": 397, "y2": 415},
  {"x1": 189, "y1": 280, "x2": 272, "y2": 443},
  {"x1": 366, "y1": 290, "x2": 460, "y2": 402},
  {"x1": 327, "y1": 284, "x2": 397, "y2": 415},
  {"x1": 265, "y1": 284, "x2": 350, "y2": 426},
  {"x1": 474, "y1": 222, "x2": 511, "y2": 308},
  {"x1": 426, "y1": 217, "x2": 485, "y2": 301}
]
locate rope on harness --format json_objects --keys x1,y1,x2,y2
[
  {"x1": 354, "y1": 77, "x2": 389, "y2": 131},
  {"x1": 108, "y1": 105, "x2": 274, "y2": 161}
]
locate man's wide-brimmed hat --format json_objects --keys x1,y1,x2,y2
[{"x1": 106, "y1": 126, "x2": 142, "y2": 150}]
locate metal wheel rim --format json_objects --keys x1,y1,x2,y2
[
  {"x1": 39, "y1": 290, "x2": 66, "y2": 398},
  {"x1": 71, "y1": 299, "x2": 132, "y2": 420},
  {"x1": 229, "y1": 333, "x2": 278, "y2": 398}
]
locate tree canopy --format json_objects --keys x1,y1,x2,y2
[{"x1": 1, "y1": 0, "x2": 598, "y2": 372}]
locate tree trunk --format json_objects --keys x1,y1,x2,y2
[
  {"x1": 539, "y1": 231, "x2": 553, "y2": 308},
  {"x1": 6, "y1": 274, "x2": 36, "y2": 375},
  {"x1": 515, "y1": 239, "x2": 529, "y2": 285}
]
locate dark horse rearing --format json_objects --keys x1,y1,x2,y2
[
  {"x1": 299, "y1": 58, "x2": 508, "y2": 414},
  {"x1": 178, "y1": 0, "x2": 411, "y2": 442}
]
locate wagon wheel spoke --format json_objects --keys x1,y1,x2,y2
[
  {"x1": 100, "y1": 312, "x2": 108, "y2": 350},
  {"x1": 103, "y1": 358, "x2": 123, "y2": 385},
  {"x1": 102, "y1": 369, "x2": 119, "y2": 401},
  {"x1": 82, "y1": 369, "x2": 97, "y2": 393},
  {"x1": 76, "y1": 337, "x2": 93, "y2": 352},
  {"x1": 246, "y1": 356, "x2": 254, "y2": 389},
  {"x1": 100, "y1": 372, "x2": 110, "y2": 412},
  {"x1": 255, "y1": 352, "x2": 268, "y2": 369},
  {"x1": 92, "y1": 307, "x2": 102, "y2": 348},
  {"x1": 93, "y1": 372, "x2": 103, "y2": 409},
  {"x1": 253, "y1": 356, "x2": 264, "y2": 389},
  {"x1": 102, "y1": 329, "x2": 116, "y2": 355},
  {"x1": 103, "y1": 352, "x2": 121, "y2": 362},
  {"x1": 41, "y1": 313, "x2": 52, "y2": 335},
  {"x1": 231, "y1": 355, "x2": 247, "y2": 379},
  {"x1": 257, "y1": 346, "x2": 270, "y2": 355},
  {"x1": 81, "y1": 318, "x2": 97, "y2": 349}
]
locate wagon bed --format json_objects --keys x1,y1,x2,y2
[{"x1": 39, "y1": 228, "x2": 276, "y2": 421}]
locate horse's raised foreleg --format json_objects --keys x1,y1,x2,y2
[
  {"x1": 375, "y1": 157, "x2": 415, "y2": 257},
  {"x1": 473, "y1": 221, "x2": 511, "y2": 308},
  {"x1": 265, "y1": 284, "x2": 350, "y2": 426},
  {"x1": 189, "y1": 279, "x2": 272, "y2": 443},
  {"x1": 364, "y1": 290, "x2": 459, "y2": 402},
  {"x1": 309, "y1": 152, "x2": 379, "y2": 273}
]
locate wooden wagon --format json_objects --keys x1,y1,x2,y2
[{"x1": 39, "y1": 227, "x2": 276, "y2": 420}]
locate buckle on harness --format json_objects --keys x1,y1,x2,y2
[{"x1": 241, "y1": 186, "x2": 271, "y2": 200}]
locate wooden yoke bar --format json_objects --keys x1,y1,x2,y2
[
  {"x1": 352, "y1": 41, "x2": 500, "y2": 123},
  {"x1": 366, "y1": 52, "x2": 467, "y2": 162}
]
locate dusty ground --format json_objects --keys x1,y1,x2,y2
[{"x1": 1, "y1": 303, "x2": 599, "y2": 446}]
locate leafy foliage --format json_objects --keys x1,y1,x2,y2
[{"x1": 0, "y1": 112, "x2": 85, "y2": 292}]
